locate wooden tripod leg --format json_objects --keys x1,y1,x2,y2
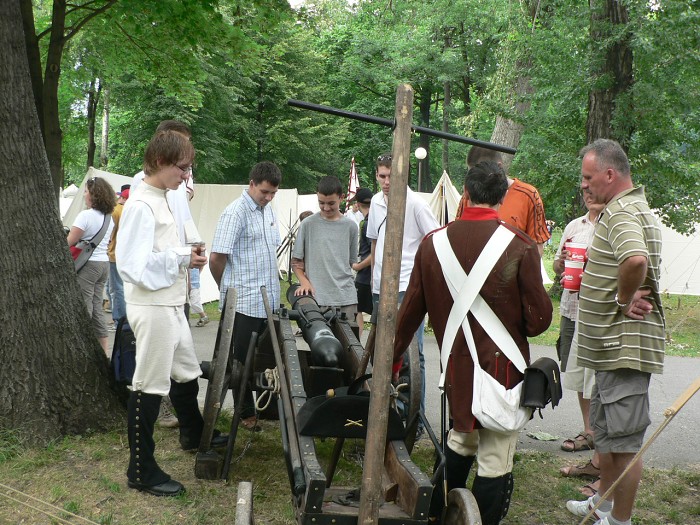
[{"x1": 358, "y1": 323, "x2": 376, "y2": 376}]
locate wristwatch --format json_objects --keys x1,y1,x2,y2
[{"x1": 615, "y1": 293, "x2": 630, "y2": 309}]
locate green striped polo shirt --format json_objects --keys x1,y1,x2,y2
[{"x1": 577, "y1": 186, "x2": 665, "y2": 374}]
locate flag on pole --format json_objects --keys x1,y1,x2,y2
[{"x1": 347, "y1": 157, "x2": 359, "y2": 201}]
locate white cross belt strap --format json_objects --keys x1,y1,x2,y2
[{"x1": 432, "y1": 225, "x2": 532, "y2": 433}]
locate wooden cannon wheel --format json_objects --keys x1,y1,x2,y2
[
  {"x1": 442, "y1": 488, "x2": 482, "y2": 525},
  {"x1": 195, "y1": 288, "x2": 236, "y2": 479}
]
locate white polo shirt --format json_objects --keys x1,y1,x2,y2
[{"x1": 366, "y1": 187, "x2": 440, "y2": 294}]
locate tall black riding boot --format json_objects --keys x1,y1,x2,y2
[
  {"x1": 471, "y1": 473, "x2": 514, "y2": 525},
  {"x1": 170, "y1": 378, "x2": 228, "y2": 451},
  {"x1": 429, "y1": 446, "x2": 476, "y2": 522},
  {"x1": 127, "y1": 391, "x2": 184, "y2": 496}
]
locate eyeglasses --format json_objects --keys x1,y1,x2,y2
[
  {"x1": 86, "y1": 177, "x2": 98, "y2": 188},
  {"x1": 377, "y1": 154, "x2": 392, "y2": 162},
  {"x1": 176, "y1": 164, "x2": 192, "y2": 174}
]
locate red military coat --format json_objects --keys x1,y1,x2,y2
[{"x1": 393, "y1": 207, "x2": 552, "y2": 433}]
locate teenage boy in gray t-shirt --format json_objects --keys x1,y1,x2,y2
[{"x1": 291, "y1": 176, "x2": 358, "y2": 317}]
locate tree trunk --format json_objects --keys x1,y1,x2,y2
[
  {"x1": 100, "y1": 87, "x2": 110, "y2": 167},
  {"x1": 19, "y1": 0, "x2": 44, "y2": 138},
  {"x1": 43, "y1": 0, "x2": 68, "y2": 191},
  {"x1": 86, "y1": 78, "x2": 101, "y2": 169},
  {"x1": 418, "y1": 85, "x2": 432, "y2": 192},
  {"x1": 489, "y1": 67, "x2": 533, "y2": 173},
  {"x1": 585, "y1": 0, "x2": 633, "y2": 146},
  {"x1": 0, "y1": 1, "x2": 123, "y2": 446},
  {"x1": 489, "y1": 1, "x2": 540, "y2": 172},
  {"x1": 442, "y1": 80, "x2": 450, "y2": 173}
]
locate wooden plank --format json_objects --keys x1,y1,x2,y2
[{"x1": 384, "y1": 440, "x2": 433, "y2": 520}]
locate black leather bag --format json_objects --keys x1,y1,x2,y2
[{"x1": 520, "y1": 357, "x2": 562, "y2": 410}]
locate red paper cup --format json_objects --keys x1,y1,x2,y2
[
  {"x1": 565, "y1": 242, "x2": 588, "y2": 263},
  {"x1": 563, "y1": 260, "x2": 585, "y2": 291}
]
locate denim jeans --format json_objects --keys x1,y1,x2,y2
[{"x1": 110, "y1": 261, "x2": 126, "y2": 323}]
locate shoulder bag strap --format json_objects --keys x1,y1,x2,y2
[
  {"x1": 88, "y1": 213, "x2": 112, "y2": 248},
  {"x1": 434, "y1": 225, "x2": 526, "y2": 388}
]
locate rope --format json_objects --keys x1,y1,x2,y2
[
  {"x1": 0, "y1": 482, "x2": 101, "y2": 524},
  {"x1": 255, "y1": 368, "x2": 280, "y2": 412}
]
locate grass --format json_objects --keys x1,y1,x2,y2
[{"x1": 1, "y1": 417, "x2": 698, "y2": 524}]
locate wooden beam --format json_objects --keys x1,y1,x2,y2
[{"x1": 358, "y1": 83, "x2": 414, "y2": 524}]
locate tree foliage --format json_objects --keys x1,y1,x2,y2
[{"x1": 45, "y1": 0, "x2": 700, "y2": 230}]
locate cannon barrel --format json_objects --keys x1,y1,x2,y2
[{"x1": 286, "y1": 285, "x2": 343, "y2": 368}]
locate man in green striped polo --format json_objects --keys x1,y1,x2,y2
[{"x1": 566, "y1": 139, "x2": 665, "y2": 525}]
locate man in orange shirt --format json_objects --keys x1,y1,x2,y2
[{"x1": 456, "y1": 147, "x2": 550, "y2": 254}]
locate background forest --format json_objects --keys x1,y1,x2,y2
[{"x1": 32, "y1": 0, "x2": 700, "y2": 231}]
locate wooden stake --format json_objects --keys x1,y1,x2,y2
[{"x1": 358, "y1": 83, "x2": 414, "y2": 524}]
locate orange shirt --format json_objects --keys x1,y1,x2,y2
[{"x1": 457, "y1": 178, "x2": 550, "y2": 244}]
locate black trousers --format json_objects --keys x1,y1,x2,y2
[{"x1": 232, "y1": 313, "x2": 266, "y2": 418}]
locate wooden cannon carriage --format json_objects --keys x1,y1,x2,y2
[{"x1": 192, "y1": 287, "x2": 480, "y2": 525}]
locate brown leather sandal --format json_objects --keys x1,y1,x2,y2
[
  {"x1": 561, "y1": 432, "x2": 594, "y2": 452},
  {"x1": 559, "y1": 459, "x2": 600, "y2": 479},
  {"x1": 579, "y1": 477, "x2": 601, "y2": 498}
]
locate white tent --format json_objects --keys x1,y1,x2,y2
[
  {"x1": 658, "y1": 222, "x2": 700, "y2": 295},
  {"x1": 426, "y1": 170, "x2": 462, "y2": 226}
]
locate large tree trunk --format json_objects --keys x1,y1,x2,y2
[
  {"x1": 585, "y1": 0, "x2": 633, "y2": 146},
  {"x1": 0, "y1": 1, "x2": 123, "y2": 445}
]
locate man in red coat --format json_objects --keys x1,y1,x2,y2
[{"x1": 393, "y1": 161, "x2": 552, "y2": 524}]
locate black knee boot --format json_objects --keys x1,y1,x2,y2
[
  {"x1": 471, "y1": 473, "x2": 514, "y2": 525},
  {"x1": 170, "y1": 379, "x2": 228, "y2": 451},
  {"x1": 127, "y1": 391, "x2": 184, "y2": 496},
  {"x1": 429, "y1": 446, "x2": 476, "y2": 522},
  {"x1": 169, "y1": 379, "x2": 205, "y2": 450}
]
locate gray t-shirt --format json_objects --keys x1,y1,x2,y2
[{"x1": 292, "y1": 213, "x2": 358, "y2": 307}]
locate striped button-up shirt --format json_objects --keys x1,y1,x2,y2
[{"x1": 211, "y1": 190, "x2": 281, "y2": 318}]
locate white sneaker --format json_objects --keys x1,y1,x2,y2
[
  {"x1": 593, "y1": 517, "x2": 611, "y2": 525},
  {"x1": 566, "y1": 496, "x2": 611, "y2": 521}
]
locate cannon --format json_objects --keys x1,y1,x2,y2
[{"x1": 194, "y1": 286, "x2": 481, "y2": 524}]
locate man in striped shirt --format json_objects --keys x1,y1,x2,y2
[
  {"x1": 210, "y1": 161, "x2": 282, "y2": 431},
  {"x1": 566, "y1": 139, "x2": 665, "y2": 525}
]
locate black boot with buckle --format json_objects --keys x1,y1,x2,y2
[
  {"x1": 471, "y1": 472, "x2": 514, "y2": 525},
  {"x1": 127, "y1": 391, "x2": 184, "y2": 497},
  {"x1": 169, "y1": 378, "x2": 228, "y2": 451}
]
